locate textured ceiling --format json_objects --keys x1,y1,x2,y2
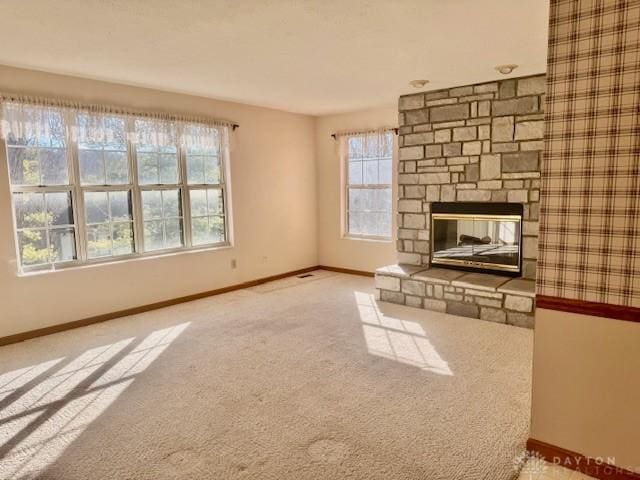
[{"x1": 0, "y1": 0, "x2": 549, "y2": 115}]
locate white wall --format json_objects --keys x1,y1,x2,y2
[
  {"x1": 530, "y1": 309, "x2": 640, "y2": 471},
  {"x1": 0, "y1": 66, "x2": 318, "y2": 338},
  {"x1": 315, "y1": 107, "x2": 398, "y2": 272}
]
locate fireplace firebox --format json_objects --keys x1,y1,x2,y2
[{"x1": 430, "y1": 202, "x2": 523, "y2": 276}]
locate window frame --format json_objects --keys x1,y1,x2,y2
[
  {"x1": 9, "y1": 186, "x2": 79, "y2": 270},
  {"x1": 342, "y1": 132, "x2": 394, "y2": 241},
  {"x1": 5, "y1": 112, "x2": 232, "y2": 274},
  {"x1": 7, "y1": 115, "x2": 80, "y2": 271}
]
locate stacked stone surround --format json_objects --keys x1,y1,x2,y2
[
  {"x1": 375, "y1": 75, "x2": 545, "y2": 328},
  {"x1": 375, "y1": 265, "x2": 536, "y2": 328},
  {"x1": 396, "y1": 74, "x2": 545, "y2": 280}
]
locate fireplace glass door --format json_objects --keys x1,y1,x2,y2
[{"x1": 431, "y1": 213, "x2": 521, "y2": 273}]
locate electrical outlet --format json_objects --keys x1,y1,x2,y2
[{"x1": 230, "y1": 259, "x2": 237, "y2": 269}]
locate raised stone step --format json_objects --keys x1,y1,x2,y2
[
  {"x1": 451, "y1": 272, "x2": 512, "y2": 292},
  {"x1": 497, "y1": 278, "x2": 536, "y2": 297},
  {"x1": 374, "y1": 264, "x2": 535, "y2": 328},
  {"x1": 413, "y1": 268, "x2": 465, "y2": 284},
  {"x1": 376, "y1": 264, "x2": 428, "y2": 278}
]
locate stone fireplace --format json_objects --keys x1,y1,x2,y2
[{"x1": 375, "y1": 74, "x2": 545, "y2": 328}]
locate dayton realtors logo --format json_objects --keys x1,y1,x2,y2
[
  {"x1": 514, "y1": 450, "x2": 628, "y2": 478},
  {"x1": 513, "y1": 450, "x2": 548, "y2": 478}
]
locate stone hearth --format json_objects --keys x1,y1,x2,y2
[{"x1": 375, "y1": 265, "x2": 535, "y2": 328}]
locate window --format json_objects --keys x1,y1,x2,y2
[
  {"x1": 77, "y1": 115, "x2": 129, "y2": 185},
  {"x1": 77, "y1": 114, "x2": 135, "y2": 260},
  {"x1": 184, "y1": 125, "x2": 225, "y2": 246},
  {"x1": 13, "y1": 191, "x2": 77, "y2": 268},
  {"x1": 343, "y1": 130, "x2": 393, "y2": 238},
  {"x1": 6, "y1": 105, "x2": 78, "y2": 270},
  {"x1": 189, "y1": 188, "x2": 225, "y2": 246},
  {"x1": 1, "y1": 100, "x2": 232, "y2": 273},
  {"x1": 141, "y1": 189, "x2": 183, "y2": 251},
  {"x1": 84, "y1": 191, "x2": 134, "y2": 258},
  {"x1": 135, "y1": 119, "x2": 184, "y2": 252}
]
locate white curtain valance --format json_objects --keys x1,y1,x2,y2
[
  {"x1": 0, "y1": 93, "x2": 235, "y2": 150},
  {"x1": 335, "y1": 127, "x2": 395, "y2": 159}
]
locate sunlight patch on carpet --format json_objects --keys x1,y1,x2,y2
[
  {"x1": 0, "y1": 322, "x2": 190, "y2": 480},
  {"x1": 354, "y1": 291, "x2": 452, "y2": 375}
]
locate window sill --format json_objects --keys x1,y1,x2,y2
[
  {"x1": 17, "y1": 242, "x2": 233, "y2": 277},
  {"x1": 342, "y1": 234, "x2": 392, "y2": 243}
]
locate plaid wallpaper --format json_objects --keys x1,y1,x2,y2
[{"x1": 538, "y1": 0, "x2": 640, "y2": 307}]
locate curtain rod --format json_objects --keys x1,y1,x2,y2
[{"x1": 331, "y1": 127, "x2": 398, "y2": 139}]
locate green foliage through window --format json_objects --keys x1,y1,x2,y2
[{"x1": 4, "y1": 104, "x2": 229, "y2": 272}]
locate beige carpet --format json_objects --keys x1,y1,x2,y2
[{"x1": 0, "y1": 271, "x2": 533, "y2": 480}]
